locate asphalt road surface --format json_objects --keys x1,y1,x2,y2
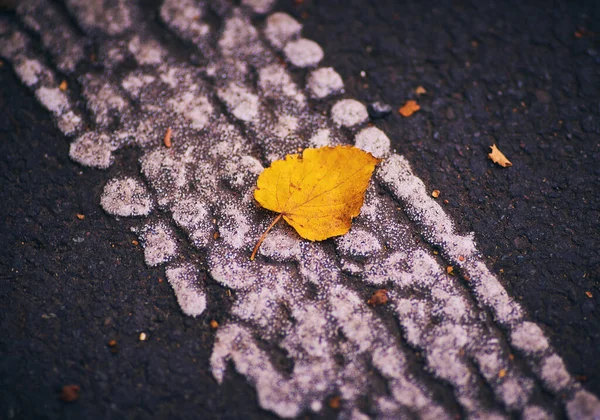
[{"x1": 1, "y1": 0, "x2": 599, "y2": 419}]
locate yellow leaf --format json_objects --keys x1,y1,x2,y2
[
  {"x1": 252, "y1": 146, "x2": 380, "y2": 260},
  {"x1": 488, "y1": 144, "x2": 512, "y2": 167}
]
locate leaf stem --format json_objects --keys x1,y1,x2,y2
[{"x1": 250, "y1": 213, "x2": 283, "y2": 261}]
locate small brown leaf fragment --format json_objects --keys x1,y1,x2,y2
[
  {"x1": 328, "y1": 396, "x2": 341, "y2": 410},
  {"x1": 458, "y1": 255, "x2": 465, "y2": 262},
  {"x1": 488, "y1": 144, "x2": 512, "y2": 167},
  {"x1": 431, "y1": 190, "x2": 440, "y2": 198},
  {"x1": 59, "y1": 80, "x2": 68, "y2": 91},
  {"x1": 60, "y1": 385, "x2": 80, "y2": 402},
  {"x1": 415, "y1": 86, "x2": 427, "y2": 95},
  {"x1": 164, "y1": 127, "x2": 172, "y2": 148},
  {"x1": 367, "y1": 289, "x2": 389, "y2": 306},
  {"x1": 447, "y1": 266, "x2": 455, "y2": 275},
  {"x1": 76, "y1": 213, "x2": 85, "y2": 220},
  {"x1": 107, "y1": 339, "x2": 118, "y2": 353},
  {"x1": 585, "y1": 291, "x2": 593, "y2": 298},
  {"x1": 498, "y1": 369, "x2": 507, "y2": 379},
  {"x1": 213, "y1": 232, "x2": 219, "y2": 240},
  {"x1": 139, "y1": 332, "x2": 147, "y2": 341},
  {"x1": 209, "y1": 320, "x2": 219, "y2": 329},
  {"x1": 399, "y1": 100, "x2": 420, "y2": 117},
  {"x1": 132, "y1": 240, "x2": 139, "y2": 246}
]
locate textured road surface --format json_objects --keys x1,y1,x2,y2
[{"x1": 1, "y1": 0, "x2": 599, "y2": 419}]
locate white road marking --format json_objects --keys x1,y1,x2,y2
[
  {"x1": 165, "y1": 264, "x2": 207, "y2": 318},
  {"x1": 264, "y1": 12, "x2": 303, "y2": 49},
  {"x1": 331, "y1": 99, "x2": 370, "y2": 127},
  {"x1": 307, "y1": 67, "x2": 345, "y2": 99},
  {"x1": 100, "y1": 178, "x2": 153, "y2": 217},
  {"x1": 283, "y1": 38, "x2": 324, "y2": 68},
  {"x1": 3, "y1": 2, "x2": 599, "y2": 419},
  {"x1": 354, "y1": 126, "x2": 391, "y2": 159}
]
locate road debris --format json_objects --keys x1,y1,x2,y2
[
  {"x1": 488, "y1": 144, "x2": 512, "y2": 167},
  {"x1": 367, "y1": 289, "x2": 389, "y2": 306},
  {"x1": 60, "y1": 385, "x2": 80, "y2": 402},
  {"x1": 415, "y1": 86, "x2": 426, "y2": 95},
  {"x1": 164, "y1": 127, "x2": 172, "y2": 148},
  {"x1": 399, "y1": 100, "x2": 420, "y2": 117},
  {"x1": 367, "y1": 101, "x2": 393, "y2": 119},
  {"x1": 328, "y1": 396, "x2": 341, "y2": 410}
]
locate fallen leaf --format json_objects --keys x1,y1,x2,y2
[
  {"x1": 431, "y1": 190, "x2": 440, "y2": 198},
  {"x1": 488, "y1": 144, "x2": 512, "y2": 167},
  {"x1": 399, "y1": 100, "x2": 420, "y2": 117},
  {"x1": 252, "y1": 146, "x2": 380, "y2": 260},
  {"x1": 585, "y1": 291, "x2": 593, "y2": 298},
  {"x1": 415, "y1": 86, "x2": 427, "y2": 95},
  {"x1": 59, "y1": 80, "x2": 68, "y2": 91}
]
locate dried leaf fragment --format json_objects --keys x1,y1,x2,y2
[
  {"x1": 585, "y1": 291, "x2": 593, "y2": 298},
  {"x1": 328, "y1": 396, "x2": 341, "y2": 410},
  {"x1": 59, "y1": 80, "x2": 68, "y2": 91},
  {"x1": 164, "y1": 127, "x2": 172, "y2": 148},
  {"x1": 415, "y1": 86, "x2": 427, "y2": 95},
  {"x1": 60, "y1": 385, "x2": 80, "y2": 402},
  {"x1": 431, "y1": 190, "x2": 440, "y2": 198},
  {"x1": 488, "y1": 144, "x2": 512, "y2": 167},
  {"x1": 367, "y1": 289, "x2": 389, "y2": 306},
  {"x1": 252, "y1": 146, "x2": 380, "y2": 260},
  {"x1": 399, "y1": 100, "x2": 420, "y2": 117}
]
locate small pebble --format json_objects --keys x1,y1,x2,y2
[{"x1": 367, "y1": 101, "x2": 392, "y2": 119}]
